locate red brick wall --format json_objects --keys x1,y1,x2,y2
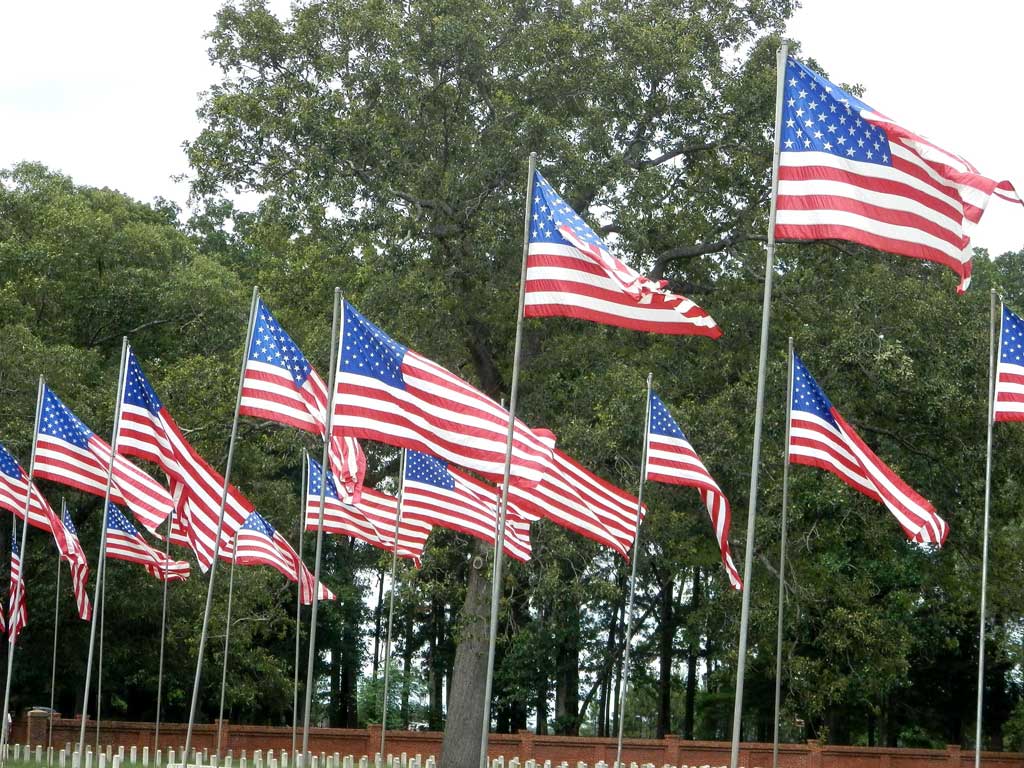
[{"x1": 18, "y1": 715, "x2": 1024, "y2": 768}]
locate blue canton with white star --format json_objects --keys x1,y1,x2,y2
[
  {"x1": 649, "y1": 392, "x2": 688, "y2": 440},
  {"x1": 339, "y1": 301, "x2": 408, "y2": 390},
  {"x1": 240, "y1": 510, "x2": 276, "y2": 537},
  {"x1": 306, "y1": 456, "x2": 339, "y2": 500},
  {"x1": 781, "y1": 57, "x2": 891, "y2": 166},
  {"x1": 791, "y1": 355, "x2": 838, "y2": 428},
  {"x1": 62, "y1": 508, "x2": 78, "y2": 537},
  {"x1": 11, "y1": 528, "x2": 19, "y2": 556},
  {"x1": 405, "y1": 450, "x2": 454, "y2": 491},
  {"x1": 528, "y1": 171, "x2": 608, "y2": 249},
  {"x1": 39, "y1": 387, "x2": 95, "y2": 448},
  {"x1": 249, "y1": 299, "x2": 313, "y2": 388},
  {"x1": 0, "y1": 442, "x2": 23, "y2": 482},
  {"x1": 1000, "y1": 305, "x2": 1024, "y2": 364},
  {"x1": 122, "y1": 351, "x2": 163, "y2": 415},
  {"x1": 106, "y1": 502, "x2": 141, "y2": 537}
]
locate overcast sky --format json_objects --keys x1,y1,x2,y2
[{"x1": 2, "y1": 1, "x2": 1021, "y2": 256}]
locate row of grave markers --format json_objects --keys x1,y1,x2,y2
[{"x1": 0, "y1": 742, "x2": 731, "y2": 768}]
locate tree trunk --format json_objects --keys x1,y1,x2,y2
[
  {"x1": 401, "y1": 608, "x2": 414, "y2": 727},
  {"x1": 341, "y1": 613, "x2": 360, "y2": 727},
  {"x1": 329, "y1": 632, "x2": 342, "y2": 727},
  {"x1": 536, "y1": 676, "x2": 549, "y2": 736},
  {"x1": 554, "y1": 597, "x2": 580, "y2": 735},
  {"x1": 684, "y1": 567, "x2": 701, "y2": 740},
  {"x1": 657, "y1": 572, "x2": 675, "y2": 738},
  {"x1": 428, "y1": 596, "x2": 445, "y2": 730},
  {"x1": 440, "y1": 539, "x2": 493, "y2": 768},
  {"x1": 372, "y1": 567, "x2": 385, "y2": 681}
]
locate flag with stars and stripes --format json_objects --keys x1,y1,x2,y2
[
  {"x1": 776, "y1": 56, "x2": 1022, "y2": 293},
  {"x1": 60, "y1": 508, "x2": 93, "y2": 621},
  {"x1": 402, "y1": 450, "x2": 532, "y2": 562},
  {"x1": 234, "y1": 511, "x2": 335, "y2": 604},
  {"x1": 505, "y1": 430, "x2": 641, "y2": 561},
  {"x1": 104, "y1": 503, "x2": 190, "y2": 582},
  {"x1": 0, "y1": 440, "x2": 92, "y2": 621},
  {"x1": 33, "y1": 385, "x2": 174, "y2": 534},
  {"x1": 524, "y1": 171, "x2": 722, "y2": 336},
  {"x1": 240, "y1": 297, "x2": 366, "y2": 501},
  {"x1": 645, "y1": 392, "x2": 741, "y2": 590},
  {"x1": 788, "y1": 354, "x2": 947, "y2": 545},
  {"x1": 994, "y1": 304, "x2": 1024, "y2": 422},
  {"x1": 8, "y1": 528, "x2": 26, "y2": 643},
  {"x1": 332, "y1": 300, "x2": 552, "y2": 487},
  {"x1": 116, "y1": 349, "x2": 256, "y2": 571},
  {"x1": 305, "y1": 456, "x2": 429, "y2": 566}
]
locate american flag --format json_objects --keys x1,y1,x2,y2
[
  {"x1": 776, "y1": 56, "x2": 1021, "y2": 293},
  {"x1": 117, "y1": 349, "x2": 255, "y2": 571},
  {"x1": 402, "y1": 450, "x2": 532, "y2": 562},
  {"x1": 306, "y1": 456, "x2": 429, "y2": 565},
  {"x1": 8, "y1": 528, "x2": 26, "y2": 643},
  {"x1": 234, "y1": 511, "x2": 335, "y2": 604},
  {"x1": 60, "y1": 507, "x2": 93, "y2": 621},
  {"x1": 34, "y1": 386, "x2": 175, "y2": 534},
  {"x1": 240, "y1": 297, "x2": 366, "y2": 501},
  {"x1": 994, "y1": 304, "x2": 1024, "y2": 422},
  {"x1": 104, "y1": 503, "x2": 190, "y2": 582},
  {"x1": 524, "y1": 171, "x2": 721, "y2": 336},
  {"x1": 505, "y1": 432, "x2": 636, "y2": 559},
  {"x1": 332, "y1": 300, "x2": 552, "y2": 486},
  {"x1": 645, "y1": 392, "x2": 742, "y2": 590},
  {"x1": 0, "y1": 440, "x2": 92, "y2": 620},
  {"x1": 789, "y1": 354, "x2": 948, "y2": 545}
]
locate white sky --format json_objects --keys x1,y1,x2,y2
[{"x1": 1, "y1": 1, "x2": 1022, "y2": 255}]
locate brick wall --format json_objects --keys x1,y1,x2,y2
[{"x1": 18, "y1": 714, "x2": 1024, "y2": 768}]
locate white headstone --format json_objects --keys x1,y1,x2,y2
[
  {"x1": 105, "y1": 746, "x2": 113, "y2": 763},
  {"x1": 310, "y1": 758, "x2": 318, "y2": 768},
  {"x1": 240, "y1": 759, "x2": 247, "y2": 768},
  {"x1": 60, "y1": 749, "x2": 67, "y2": 768},
  {"x1": 509, "y1": 759, "x2": 519, "y2": 768},
  {"x1": 525, "y1": 760, "x2": 536, "y2": 768},
  {"x1": 36, "y1": 745, "x2": 44, "y2": 763},
  {"x1": 98, "y1": 752, "x2": 107, "y2": 768},
  {"x1": 226, "y1": 757, "x2": 233, "y2": 768},
  {"x1": 358, "y1": 757, "x2": 367, "y2": 768},
  {"x1": 112, "y1": 757, "x2": 120, "y2": 768},
  {"x1": 167, "y1": 749, "x2": 174, "y2": 767}
]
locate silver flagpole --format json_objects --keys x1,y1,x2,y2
[
  {"x1": 216, "y1": 530, "x2": 240, "y2": 758},
  {"x1": 48, "y1": 500, "x2": 65, "y2": 758},
  {"x1": 183, "y1": 286, "x2": 260, "y2": 766},
  {"x1": 975, "y1": 288, "x2": 999, "y2": 768},
  {"x1": 302, "y1": 287, "x2": 344, "y2": 759},
  {"x1": 78, "y1": 337, "x2": 130, "y2": 761},
  {"x1": 614, "y1": 372, "x2": 654, "y2": 768},
  {"x1": 771, "y1": 338, "x2": 795, "y2": 768},
  {"x1": 729, "y1": 43, "x2": 788, "y2": 768},
  {"x1": 95, "y1": 563, "x2": 106, "y2": 751},
  {"x1": 154, "y1": 515, "x2": 173, "y2": 753},
  {"x1": 379, "y1": 449, "x2": 407, "y2": 758},
  {"x1": 478, "y1": 152, "x2": 537, "y2": 768},
  {"x1": 0, "y1": 375, "x2": 44, "y2": 767},
  {"x1": 292, "y1": 451, "x2": 308, "y2": 756}
]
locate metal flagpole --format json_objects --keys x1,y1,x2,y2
[
  {"x1": 302, "y1": 287, "x2": 344, "y2": 759},
  {"x1": 0, "y1": 375, "x2": 44, "y2": 767},
  {"x1": 154, "y1": 515, "x2": 173, "y2": 753},
  {"x1": 379, "y1": 449, "x2": 407, "y2": 758},
  {"x1": 48, "y1": 500, "x2": 65, "y2": 758},
  {"x1": 729, "y1": 43, "x2": 788, "y2": 768},
  {"x1": 614, "y1": 372, "x2": 654, "y2": 768},
  {"x1": 975, "y1": 288, "x2": 999, "y2": 768},
  {"x1": 183, "y1": 286, "x2": 260, "y2": 766},
  {"x1": 292, "y1": 451, "x2": 308, "y2": 756},
  {"x1": 771, "y1": 337, "x2": 795, "y2": 768},
  {"x1": 216, "y1": 530, "x2": 240, "y2": 758},
  {"x1": 77, "y1": 337, "x2": 130, "y2": 761},
  {"x1": 95, "y1": 564, "x2": 106, "y2": 751},
  {"x1": 478, "y1": 152, "x2": 537, "y2": 768}
]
